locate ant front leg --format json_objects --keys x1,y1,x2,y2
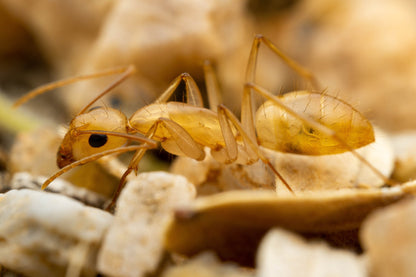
[
  {"x1": 42, "y1": 144, "x2": 156, "y2": 191},
  {"x1": 106, "y1": 117, "x2": 208, "y2": 211}
]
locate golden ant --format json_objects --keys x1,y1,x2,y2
[{"x1": 14, "y1": 34, "x2": 391, "y2": 211}]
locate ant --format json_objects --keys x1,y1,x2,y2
[{"x1": 14, "y1": 35, "x2": 391, "y2": 211}]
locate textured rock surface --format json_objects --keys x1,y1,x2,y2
[
  {"x1": 270, "y1": 128, "x2": 394, "y2": 193},
  {"x1": 257, "y1": 228, "x2": 366, "y2": 277},
  {"x1": 162, "y1": 252, "x2": 254, "y2": 277},
  {"x1": 165, "y1": 181, "x2": 416, "y2": 266},
  {"x1": 361, "y1": 197, "x2": 416, "y2": 277},
  {"x1": 6, "y1": 172, "x2": 108, "y2": 208},
  {"x1": 391, "y1": 131, "x2": 416, "y2": 182},
  {"x1": 0, "y1": 189, "x2": 113, "y2": 277},
  {"x1": 97, "y1": 172, "x2": 196, "y2": 277}
]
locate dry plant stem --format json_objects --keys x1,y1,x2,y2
[
  {"x1": 13, "y1": 65, "x2": 135, "y2": 108},
  {"x1": 246, "y1": 82, "x2": 393, "y2": 186},
  {"x1": 0, "y1": 94, "x2": 40, "y2": 133}
]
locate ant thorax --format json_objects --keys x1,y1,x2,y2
[
  {"x1": 129, "y1": 102, "x2": 225, "y2": 148},
  {"x1": 255, "y1": 91, "x2": 375, "y2": 155},
  {"x1": 58, "y1": 107, "x2": 129, "y2": 167}
]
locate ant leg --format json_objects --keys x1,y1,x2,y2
[
  {"x1": 41, "y1": 144, "x2": 155, "y2": 190},
  {"x1": 105, "y1": 117, "x2": 206, "y2": 211},
  {"x1": 247, "y1": 34, "x2": 320, "y2": 90},
  {"x1": 216, "y1": 104, "x2": 294, "y2": 193},
  {"x1": 76, "y1": 130, "x2": 157, "y2": 147},
  {"x1": 216, "y1": 104, "x2": 238, "y2": 163},
  {"x1": 105, "y1": 148, "x2": 148, "y2": 211},
  {"x1": 105, "y1": 122, "x2": 162, "y2": 211},
  {"x1": 203, "y1": 60, "x2": 223, "y2": 112},
  {"x1": 155, "y1": 73, "x2": 204, "y2": 107},
  {"x1": 241, "y1": 34, "x2": 321, "y2": 142},
  {"x1": 14, "y1": 65, "x2": 136, "y2": 108},
  {"x1": 246, "y1": 82, "x2": 394, "y2": 186},
  {"x1": 156, "y1": 118, "x2": 206, "y2": 161}
]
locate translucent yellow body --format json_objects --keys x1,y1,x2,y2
[
  {"x1": 14, "y1": 35, "x2": 391, "y2": 210},
  {"x1": 255, "y1": 91, "x2": 375, "y2": 155},
  {"x1": 129, "y1": 102, "x2": 228, "y2": 148}
]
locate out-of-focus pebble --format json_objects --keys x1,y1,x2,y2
[
  {"x1": 257, "y1": 228, "x2": 366, "y2": 277},
  {"x1": 361, "y1": 197, "x2": 416, "y2": 277},
  {"x1": 162, "y1": 252, "x2": 253, "y2": 277},
  {"x1": 0, "y1": 0, "x2": 113, "y2": 72},
  {"x1": 0, "y1": 189, "x2": 113, "y2": 277},
  {"x1": 271, "y1": 128, "x2": 394, "y2": 193},
  {"x1": 97, "y1": 172, "x2": 196, "y2": 277},
  {"x1": 390, "y1": 131, "x2": 416, "y2": 182},
  {"x1": 9, "y1": 127, "x2": 62, "y2": 177},
  {"x1": 165, "y1": 180, "x2": 416, "y2": 266},
  {"x1": 15, "y1": 0, "x2": 251, "y2": 114},
  {"x1": 171, "y1": 148, "x2": 275, "y2": 196}
]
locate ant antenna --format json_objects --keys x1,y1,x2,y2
[{"x1": 13, "y1": 65, "x2": 136, "y2": 109}]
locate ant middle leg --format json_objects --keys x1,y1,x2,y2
[{"x1": 155, "y1": 73, "x2": 204, "y2": 107}]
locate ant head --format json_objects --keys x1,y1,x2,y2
[{"x1": 57, "y1": 107, "x2": 128, "y2": 168}]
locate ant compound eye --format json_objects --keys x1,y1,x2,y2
[{"x1": 88, "y1": 134, "x2": 108, "y2": 148}]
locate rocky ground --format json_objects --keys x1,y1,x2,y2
[{"x1": 1, "y1": 0, "x2": 416, "y2": 276}]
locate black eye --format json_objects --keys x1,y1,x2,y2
[{"x1": 88, "y1": 134, "x2": 108, "y2": 148}]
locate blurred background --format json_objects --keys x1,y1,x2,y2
[{"x1": 1, "y1": 0, "x2": 416, "y2": 194}]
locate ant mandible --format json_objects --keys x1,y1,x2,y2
[{"x1": 14, "y1": 34, "x2": 391, "y2": 211}]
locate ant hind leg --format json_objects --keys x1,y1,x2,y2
[{"x1": 216, "y1": 104, "x2": 294, "y2": 193}]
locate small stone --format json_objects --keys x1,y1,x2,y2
[
  {"x1": 0, "y1": 189, "x2": 113, "y2": 277},
  {"x1": 361, "y1": 197, "x2": 416, "y2": 277},
  {"x1": 270, "y1": 128, "x2": 394, "y2": 192},
  {"x1": 8, "y1": 172, "x2": 108, "y2": 208},
  {"x1": 257, "y1": 228, "x2": 366, "y2": 277},
  {"x1": 171, "y1": 148, "x2": 275, "y2": 196},
  {"x1": 97, "y1": 171, "x2": 196, "y2": 277},
  {"x1": 162, "y1": 252, "x2": 253, "y2": 277},
  {"x1": 165, "y1": 181, "x2": 416, "y2": 266},
  {"x1": 391, "y1": 131, "x2": 416, "y2": 182}
]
